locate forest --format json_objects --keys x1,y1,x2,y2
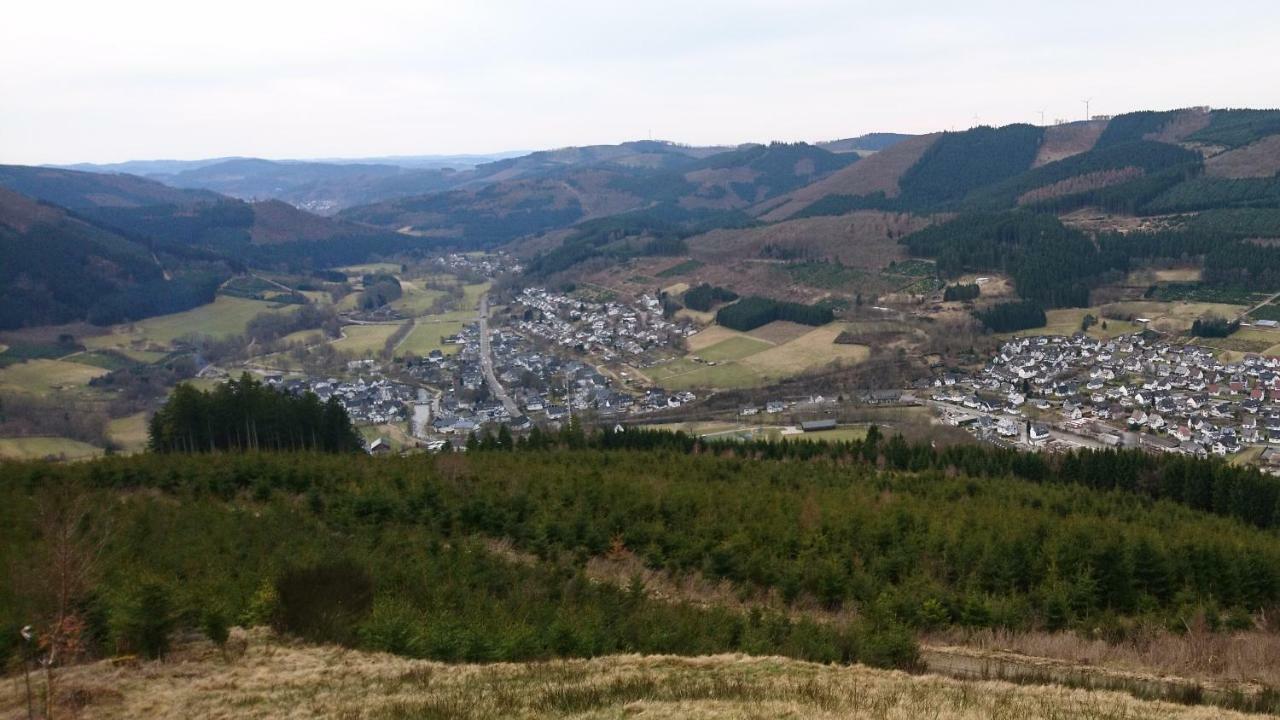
[
  {"x1": 146, "y1": 375, "x2": 364, "y2": 453},
  {"x1": 715, "y1": 295, "x2": 834, "y2": 331},
  {"x1": 973, "y1": 300, "x2": 1047, "y2": 332},
  {"x1": 942, "y1": 283, "x2": 980, "y2": 301},
  {"x1": 682, "y1": 283, "x2": 739, "y2": 311},
  {"x1": 7, "y1": 429, "x2": 1280, "y2": 680}
]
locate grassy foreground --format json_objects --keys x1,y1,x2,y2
[{"x1": 0, "y1": 631, "x2": 1254, "y2": 720}]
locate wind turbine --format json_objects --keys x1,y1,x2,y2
[
  {"x1": 1082, "y1": 98, "x2": 1092, "y2": 122},
  {"x1": 1037, "y1": 109, "x2": 1046, "y2": 126}
]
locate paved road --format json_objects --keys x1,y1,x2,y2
[{"x1": 478, "y1": 294, "x2": 520, "y2": 418}]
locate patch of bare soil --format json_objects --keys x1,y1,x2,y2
[
  {"x1": 1205, "y1": 134, "x2": 1280, "y2": 178},
  {"x1": 1033, "y1": 120, "x2": 1107, "y2": 167},
  {"x1": 687, "y1": 212, "x2": 930, "y2": 270},
  {"x1": 1144, "y1": 108, "x2": 1213, "y2": 144},
  {"x1": 1058, "y1": 209, "x2": 1184, "y2": 234},
  {"x1": 1017, "y1": 168, "x2": 1144, "y2": 206},
  {"x1": 758, "y1": 134, "x2": 941, "y2": 221}
]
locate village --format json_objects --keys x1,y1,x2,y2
[{"x1": 932, "y1": 331, "x2": 1280, "y2": 467}]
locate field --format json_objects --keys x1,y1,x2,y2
[
  {"x1": 397, "y1": 319, "x2": 467, "y2": 357},
  {"x1": 648, "y1": 323, "x2": 869, "y2": 390},
  {"x1": 388, "y1": 280, "x2": 446, "y2": 314},
  {"x1": 84, "y1": 296, "x2": 300, "y2": 351},
  {"x1": 0, "y1": 436, "x2": 102, "y2": 461},
  {"x1": 106, "y1": 412, "x2": 150, "y2": 453},
  {"x1": 0, "y1": 358, "x2": 109, "y2": 395},
  {"x1": 1004, "y1": 307, "x2": 1143, "y2": 340},
  {"x1": 336, "y1": 262, "x2": 403, "y2": 275},
  {"x1": 331, "y1": 324, "x2": 400, "y2": 355},
  {"x1": 694, "y1": 335, "x2": 773, "y2": 362},
  {"x1": 2, "y1": 631, "x2": 1252, "y2": 720}
]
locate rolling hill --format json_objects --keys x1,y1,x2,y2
[{"x1": 0, "y1": 187, "x2": 236, "y2": 329}]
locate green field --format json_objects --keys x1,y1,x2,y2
[
  {"x1": 0, "y1": 436, "x2": 102, "y2": 461},
  {"x1": 695, "y1": 336, "x2": 773, "y2": 362},
  {"x1": 0, "y1": 359, "x2": 110, "y2": 395},
  {"x1": 107, "y1": 412, "x2": 150, "y2": 453},
  {"x1": 332, "y1": 324, "x2": 400, "y2": 355},
  {"x1": 64, "y1": 350, "x2": 136, "y2": 371},
  {"x1": 646, "y1": 358, "x2": 764, "y2": 390},
  {"x1": 85, "y1": 296, "x2": 301, "y2": 351},
  {"x1": 397, "y1": 320, "x2": 466, "y2": 358}
]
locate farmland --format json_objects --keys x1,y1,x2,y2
[{"x1": 646, "y1": 321, "x2": 869, "y2": 390}]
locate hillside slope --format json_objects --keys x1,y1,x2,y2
[{"x1": 0, "y1": 188, "x2": 235, "y2": 328}]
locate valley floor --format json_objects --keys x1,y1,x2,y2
[{"x1": 0, "y1": 630, "x2": 1264, "y2": 720}]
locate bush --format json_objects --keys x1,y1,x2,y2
[
  {"x1": 856, "y1": 621, "x2": 920, "y2": 670},
  {"x1": 274, "y1": 559, "x2": 375, "y2": 645},
  {"x1": 202, "y1": 606, "x2": 230, "y2": 654}
]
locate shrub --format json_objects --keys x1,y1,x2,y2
[{"x1": 274, "y1": 559, "x2": 375, "y2": 645}]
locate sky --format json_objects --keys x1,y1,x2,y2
[{"x1": 3, "y1": 0, "x2": 1279, "y2": 165}]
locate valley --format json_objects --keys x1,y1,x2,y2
[{"x1": 8, "y1": 105, "x2": 1280, "y2": 719}]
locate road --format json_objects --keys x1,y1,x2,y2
[
  {"x1": 1239, "y1": 288, "x2": 1280, "y2": 322},
  {"x1": 478, "y1": 294, "x2": 520, "y2": 418}
]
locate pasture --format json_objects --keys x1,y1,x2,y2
[
  {"x1": 0, "y1": 358, "x2": 109, "y2": 395},
  {"x1": 0, "y1": 436, "x2": 102, "y2": 461},
  {"x1": 84, "y1": 296, "x2": 300, "y2": 351},
  {"x1": 332, "y1": 324, "x2": 400, "y2": 356},
  {"x1": 648, "y1": 322, "x2": 869, "y2": 390}
]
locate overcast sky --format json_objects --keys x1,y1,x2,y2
[{"x1": 3, "y1": 0, "x2": 1278, "y2": 165}]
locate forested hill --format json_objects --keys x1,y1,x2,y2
[
  {"x1": 5, "y1": 430, "x2": 1280, "y2": 684},
  {"x1": 0, "y1": 166, "x2": 426, "y2": 329}
]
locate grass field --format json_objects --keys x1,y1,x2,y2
[
  {"x1": 397, "y1": 320, "x2": 466, "y2": 358},
  {"x1": 107, "y1": 412, "x2": 150, "y2": 453},
  {"x1": 739, "y1": 325, "x2": 870, "y2": 379},
  {"x1": 3, "y1": 631, "x2": 1253, "y2": 720},
  {"x1": 389, "y1": 281, "x2": 447, "y2": 315},
  {"x1": 0, "y1": 436, "x2": 102, "y2": 461},
  {"x1": 332, "y1": 324, "x2": 400, "y2": 356},
  {"x1": 650, "y1": 323, "x2": 868, "y2": 390},
  {"x1": 1006, "y1": 308, "x2": 1143, "y2": 340},
  {"x1": 0, "y1": 358, "x2": 109, "y2": 395},
  {"x1": 696, "y1": 336, "x2": 773, "y2": 362},
  {"x1": 336, "y1": 262, "x2": 402, "y2": 275},
  {"x1": 84, "y1": 296, "x2": 301, "y2": 352}
]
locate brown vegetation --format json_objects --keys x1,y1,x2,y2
[
  {"x1": 758, "y1": 134, "x2": 941, "y2": 221},
  {"x1": 1016, "y1": 167, "x2": 1145, "y2": 206},
  {"x1": 1032, "y1": 120, "x2": 1107, "y2": 167},
  {"x1": 1, "y1": 630, "x2": 1259, "y2": 720},
  {"x1": 1205, "y1": 134, "x2": 1280, "y2": 178}
]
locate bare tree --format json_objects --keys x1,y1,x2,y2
[{"x1": 30, "y1": 478, "x2": 107, "y2": 719}]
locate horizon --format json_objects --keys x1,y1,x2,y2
[{"x1": 5, "y1": 0, "x2": 1280, "y2": 165}]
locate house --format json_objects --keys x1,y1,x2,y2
[
  {"x1": 367, "y1": 437, "x2": 392, "y2": 455},
  {"x1": 765, "y1": 401, "x2": 786, "y2": 414},
  {"x1": 1029, "y1": 424, "x2": 1051, "y2": 443}
]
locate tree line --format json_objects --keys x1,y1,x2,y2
[
  {"x1": 147, "y1": 374, "x2": 363, "y2": 453},
  {"x1": 716, "y1": 295, "x2": 834, "y2": 331}
]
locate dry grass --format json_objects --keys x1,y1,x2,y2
[
  {"x1": 1, "y1": 630, "x2": 1260, "y2": 720},
  {"x1": 930, "y1": 626, "x2": 1280, "y2": 689},
  {"x1": 0, "y1": 436, "x2": 102, "y2": 461},
  {"x1": 739, "y1": 325, "x2": 870, "y2": 377}
]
